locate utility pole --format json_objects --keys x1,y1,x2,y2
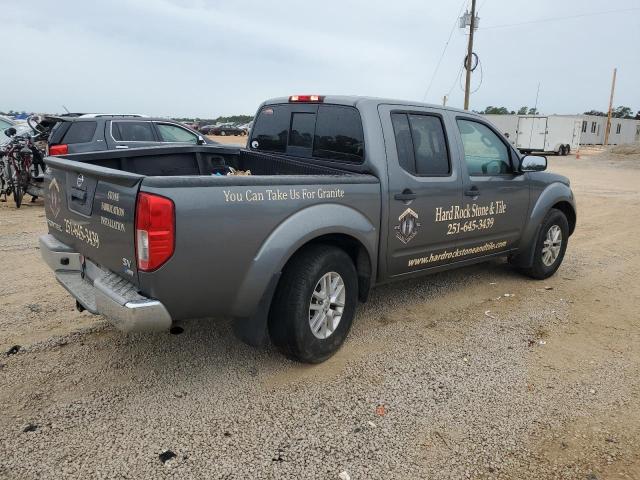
[
  {"x1": 604, "y1": 67, "x2": 617, "y2": 146},
  {"x1": 463, "y1": 0, "x2": 478, "y2": 110}
]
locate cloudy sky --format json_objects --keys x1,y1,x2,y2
[{"x1": 2, "y1": 0, "x2": 639, "y2": 118}]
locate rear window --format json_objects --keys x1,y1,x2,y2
[
  {"x1": 289, "y1": 112, "x2": 315, "y2": 148},
  {"x1": 62, "y1": 121, "x2": 97, "y2": 144},
  {"x1": 313, "y1": 105, "x2": 364, "y2": 162},
  {"x1": 250, "y1": 106, "x2": 289, "y2": 153},
  {"x1": 112, "y1": 121, "x2": 155, "y2": 142},
  {"x1": 250, "y1": 104, "x2": 364, "y2": 163}
]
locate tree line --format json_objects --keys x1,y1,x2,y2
[{"x1": 478, "y1": 105, "x2": 639, "y2": 119}]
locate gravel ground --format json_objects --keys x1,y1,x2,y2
[{"x1": 0, "y1": 151, "x2": 639, "y2": 479}]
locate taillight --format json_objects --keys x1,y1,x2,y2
[
  {"x1": 135, "y1": 192, "x2": 175, "y2": 271},
  {"x1": 49, "y1": 144, "x2": 68, "y2": 156},
  {"x1": 289, "y1": 95, "x2": 324, "y2": 102}
]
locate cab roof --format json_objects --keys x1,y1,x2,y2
[{"x1": 263, "y1": 95, "x2": 476, "y2": 116}]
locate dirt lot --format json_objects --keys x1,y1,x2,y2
[
  {"x1": 206, "y1": 134, "x2": 248, "y2": 146},
  {"x1": 0, "y1": 150, "x2": 638, "y2": 479}
]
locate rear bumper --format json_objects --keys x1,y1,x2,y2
[{"x1": 39, "y1": 234, "x2": 172, "y2": 333}]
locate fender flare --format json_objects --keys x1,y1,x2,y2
[
  {"x1": 231, "y1": 204, "x2": 378, "y2": 345},
  {"x1": 515, "y1": 182, "x2": 576, "y2": 267}
]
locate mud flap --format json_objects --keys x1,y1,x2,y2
[
  {"x1": 511, "y1": 223, "x2": 543, "y2": 268},
  {"x1": 232, "y1": 272, "x2": 281, "y2": 347}
]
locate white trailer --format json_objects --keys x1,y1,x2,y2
[
  {"x1": 484, "y1": 114, "x2": 518, "y2": 147},
  {"x1": 515, "y1": 115, "x2": 581, "y2": 155}
]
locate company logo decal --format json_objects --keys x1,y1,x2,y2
[
  {"x1": 76, "y1": 174, "x2": 84, "y2": 188},
  {"x1": 395, "y1": 208, "x2": 421, "y2": 244},
  {"x1": 48, "y1": 177, "x2": 61, "y2": 219}
]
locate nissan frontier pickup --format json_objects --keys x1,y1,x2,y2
[{"x1": 40, "y1": 95, "x2": 576, "y2": 363}]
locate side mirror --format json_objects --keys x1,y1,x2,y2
[
  {"x1": 4, "y1": 127, "x2": 17, "y2": 137},
  {"x1": 520, "y1": 155, "x2": 547, "y2": 173},
  {"x1": 197, "y1": 135, "x2": 205, "y2": 145}
]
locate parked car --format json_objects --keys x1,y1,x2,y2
[
  {"x1": 40, "y1": 95, "x2": 576, "y2": 363},
  {"x1": 208, "y1": 124, "x2": 244, "y2": 136},
  {"x1": 198, "y1": 124, "x2": 218, "y2": 135},
  {"x1": 46, "y1": 114, "x2": 215, "y2": 155},
  {"x1": 238, "y1": 121, "x2": 253, "y2": 135}
]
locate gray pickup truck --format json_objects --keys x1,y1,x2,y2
[{"x1": 40, "y1": 95, "x2": 576, "y2": 363}]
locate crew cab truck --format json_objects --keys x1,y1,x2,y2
[{"x1": 40, "y1": 95, "x2": 576, "y2": 363}]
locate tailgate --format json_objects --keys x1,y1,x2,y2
[{"x1": 43, "y1": 156, "x2": 144, "y2": 285}]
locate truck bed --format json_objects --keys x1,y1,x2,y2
[
  {"x1": 54, "y1": 144, "x2": 366, "y2": 177},
  {"x1": 42, "y1": 145, "x2": 380, "y2": 328}
]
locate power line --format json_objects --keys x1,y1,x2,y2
[
  {"x1": 423, "y1": 0, "x2": 468, "y2": 101},
  {"x1": 448, "y1": 64, "x2": 464, "y2": 98},
  {"x1": 482, "y1": 7, "x2": 640, "y2": 30}
]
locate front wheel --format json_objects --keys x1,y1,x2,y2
[
  {"x1": 519, "y1": 209, "x2": 569, "y2": 279},
  {"x1": 269, "y1": 244, "x2": 358, "y2": 363}
]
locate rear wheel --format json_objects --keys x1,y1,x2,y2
[
  {"x1": 13, "y1": 179, "x2": 23, "y2": 208},
  {"x1": 269, "y1": 244, "x2": 358, "y2": 363},
  {"x1": 519, "y1": 209, "x2": 569, "y2": 279}
]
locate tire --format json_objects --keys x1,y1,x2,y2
[
  {"x1": 13, "y1": 180, "x2": 22, "y2": 208},
  {"x1": 519, "y1": 209, "x2": 569, "y2": 280},
  {"x1": 269, "y1": 244, "x2": 358, "y2": 363},
  {"x1": 556, "y1": 147, "x2": 564, "y2": 156},
  {"x1": 220, "y1": 131, "x2": 226, "y2": 136},
  {"x1": 565, "y1": 145, "x2": 571, "y2": 155},
  {"x1": 6, "y1": 164, "x2": 22, "y2": 208}
]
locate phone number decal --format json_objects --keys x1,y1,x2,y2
[
  {"x1": 447, "y1": 217, "x2": 495, "y2": 235},
  {"x1": 64, "y1": 219, "x2": 100, "y2": 248}
]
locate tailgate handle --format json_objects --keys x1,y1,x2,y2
[{"x1": 71, "y1": 188, "x2": 87, "y2": 202}]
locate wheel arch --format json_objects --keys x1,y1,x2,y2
[
  {"x1": 552, "y1": 200, "x2": 576, "y2": 236},
  {"x1": 230, "y1": 204, "x2": 378, "y2": 346},
  {"x1": 513, "y1": 182, "x2": 576, "y2": 267},
  {"x1": 283, "y1": 232, "x2": 373, "y2": 303}
]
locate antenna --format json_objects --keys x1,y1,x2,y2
[{"x1": 62, "y1": 105, "x2": 71, "y2": 114}]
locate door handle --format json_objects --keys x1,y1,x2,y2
[
  {"x1": 394, "y1": 189, "x2": 417, "y2": 202},
  {"x1": 115, "y1": 145, "x2": 129, "y2": 149},
  {"x1": 464, "y1": 186, "x2": 480, "y2": 197}
]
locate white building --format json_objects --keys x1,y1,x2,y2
[{"x1": 484, "y1": 114, "x2": 640, "y2": 150}]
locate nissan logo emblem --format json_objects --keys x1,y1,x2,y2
[{"x1": 76, "y1": 174, "x2": 84, "y2": 188}]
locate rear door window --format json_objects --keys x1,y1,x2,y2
[
  {"x1": 112, "y1": 121, "x2": 156, "y2": 142},
  {"x1": 391, "y1": 113, "x2": 450, "y2": 176},
  {"x1": 62, "y1": 121, "x2": 97, "y2": 144},
  {"x1": 250, "y1": 103, "x2": 364, "y2": 163}
]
